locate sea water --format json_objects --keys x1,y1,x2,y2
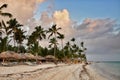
[{"x1": 91, "y1": 61, "x2": 120, "y2": 80}]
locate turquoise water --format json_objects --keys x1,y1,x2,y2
[{"x1": 91, "y1": 61, "x2": 120, "y2": 80}]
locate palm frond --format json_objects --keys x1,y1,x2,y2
[
  {"x1": 0, "y1": 13, "x2": 12, "y2": 18},
  {"x1": 0, "y1": 4, "x2": 7, "y2": 10},
  {"x1": 48, "y1": 33, "x2": 53, "y2": 39}
]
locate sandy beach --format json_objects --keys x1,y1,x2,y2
[{"x1": 0, "y1": 63, "x2": 108, "y2": 80}]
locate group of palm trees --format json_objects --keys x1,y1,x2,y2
[{"x1": 0, "y1": 4, "x2": 87, "y2": 62}]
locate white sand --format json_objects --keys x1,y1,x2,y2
[
  {"x1": 0, "y1": 63, "x2": 109, "y2": 80},
  {"x1": 0, "y1": 63, "x2": 66, "y2": 75}
]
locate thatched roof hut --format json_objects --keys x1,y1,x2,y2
[
  {"x1": 11, "y1": 52, "x2": 21, "y2": 60},
  {"x1": 0, "y1": 51, "x2": 21, "y2": 62},
  {"x1": 35, "y1": 56, "x2": 45, "y2": 61},
  {"x1": 0, "y1": 51, "x2": 12, "y2": 59},
  {"x1": 45, "y1": 55, "x2": 57, "y2": 62}
]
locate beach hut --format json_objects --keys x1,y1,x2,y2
[
  {"x1": 24, "y1": 53, "x2": 35, "y2": 60},
  {"x1": 45, "y1": 55, "x2": 57, "y2": 62},
  {"x1": 0, "y1": 51, "x2": 13, "y2": 62},
  {"x1": 35, "y1": 56, "x2": 46, "y2": 63},
  {"x1": 19, "y1": 53, "x2": 26, "y2": 60}
]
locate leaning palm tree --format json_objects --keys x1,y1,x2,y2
[
  {"x1": 49, "y1": 38, "x2": 58, "y2": 57},
  {"x1": 0, "y1": 4, "x2": 12, "y2": 17},
  {"x1": 57, "y1": 34, "x2": 65, "y2": 57}
]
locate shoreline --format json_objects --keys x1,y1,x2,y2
[{"x1": 0, "y1": 63, "x2": 109, "y2": 80}]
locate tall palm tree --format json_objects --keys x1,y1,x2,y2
[
  {"x1": 7, "y1": 18, "x2": 23, "y2": 47},
  {"x1": 49, "y1": 38, "x2": 58, "y2": 57},
  {"x1": 57, "y1": 34, "x2": 65, "y2": 57},
  {"x1": 47, "y1": 24, "x2": 61, "y2": 57},
  {"x1": 32, "y1": 26, "x2": 46, "y2": 56},
  {"x1": 0, "y1": 4, "x2": 12, "y2": 17}
]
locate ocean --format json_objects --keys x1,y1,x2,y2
[{"x1": 91, "y1": 61, "x2": 120, "y2": 80}]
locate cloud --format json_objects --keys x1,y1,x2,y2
[
  {"x1": 74, "y1": 18, "x2": 120, "y2": 61},
  {"x1": 0, "y1": 0, "x2": 45, "y2": 24},
  {"x1": 40, "y1": 11, "x2": 52, "y2": 26},
  {"x1": 75, "y1": 18, "x2": 117, "y2": 39},
  {"x1": 52, "y1": 9, "x2": 75, "y2": 37},
  {"x1": 28, "y1": 9, "x2": 76, "y2": 38}
]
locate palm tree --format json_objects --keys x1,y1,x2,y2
[
  {"x1": 27, "y1": 33, "x2": 36, "y2": 47},
  {"x1": 7, "y1": 18, "x2": 23, "y2": 47},
  {"x1": 80, "y1": 42, "x2": 87, "y2": 63},
  {"x1": 57, "y1": 34, "x2": 65, "y2": 57},
  {"x1": 47, "y1": 24, "x2": 61, "y2": 39},
  {"x1": 14, "y1": 28, "x2": 26, "y2": 53},
  {"x1": 32, "y1": 26, "x2": 46, "y2": 56},
  {"x1": 47, "y1": 24, "x2": 61, "y2": 57},
  {"x1": 0, "y1": 4, "x2": 12, "y2": 17},
  {"x1": 80, "y1": 42, "x2": 87, "y2": 52},
  {"x1": 0, "y1": 20, "x2": 12, "y2": 51},
  {"x1": 49, "y1": 38, "x2": 58, "y2": 57},
  {"x1": 64, "y1": 41, "x2": 72, "y2": 58},
  {"x1": 0, "y1": 4, "x2": 12, "y2": 49},
  {"x1": 34, "y1": 26, "x2": 46, "y2": 41}
]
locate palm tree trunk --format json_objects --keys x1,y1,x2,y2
[
  {"x1": 61, "y1": 39, "x2": 65, "y2": 57},
  {"x1": 14, "y1": 35, "x2": 16, "y2": 51},
  {"x1": 35, "y1": 52, "x2": 38, "y2": 63},
  {"x1": 54, "y1": 45, "x2": 56, "y2": 57},
  {"x1": 54, "y1": 33, "x2": 57, "y2": 57}
]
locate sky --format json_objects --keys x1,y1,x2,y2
[{"x1": 0, "y1": 0, "x2": 120, "y2": 61}]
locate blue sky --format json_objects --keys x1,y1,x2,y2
[{"x1": 35, "y1": 0, "x2": 120, "y2": 22}]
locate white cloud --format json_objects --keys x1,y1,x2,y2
[{"x1": 0, "y1": 0, "x2": 45, "y2": 24}]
